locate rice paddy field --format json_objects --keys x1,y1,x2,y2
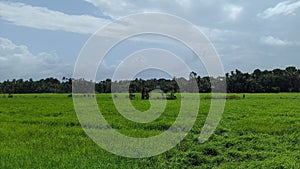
[{"x1": 0, "y1": 93, "x2": 299, "y2": 168}]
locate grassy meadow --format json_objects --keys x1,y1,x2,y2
[{"x1": 0, "y1": 93, "x2": 300, "y2": 168}]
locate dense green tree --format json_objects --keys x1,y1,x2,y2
[{"x1": 1, "y1": 66, "x2": 299, "y2": 94}]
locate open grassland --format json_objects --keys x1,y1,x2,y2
[{"x1": 0, "y1": 93, "x2": 300, "y2": 168}]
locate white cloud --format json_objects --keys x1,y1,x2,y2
[
  {"x1": 84, "y1": 0, "x2": 218, "y2": 19},
  {"x1": 0, "y1": 1, "x2": 109, "y2": 34},
  {"x1": 84, "y1": 0, "x2": 150, "y2": 18},
  {"x1": 258, "y1": 0, "x2": 300, "y2": 19},
  {"x1": 260, "y1": 35, "x2": 299, "y2": 46},
  {"x1": 199, "y1": 26, "x2": 240, "y2": 42},
  {"x1": 175, "y1": 0, "x2": 192, "y2": 8},
  {"x1": 223, "y1": 4, "x2": 243, "y2": 20},
  {"x1": 84, "y1": 0, "x2": 194, "y2": 18},
  {"x1": 0, "y1": 37, "x2": 72, "y2": 80}
]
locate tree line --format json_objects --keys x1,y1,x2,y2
[{"x1": 0, "y1": 66, "x2": 299, "y2": 94}]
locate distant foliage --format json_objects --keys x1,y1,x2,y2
[
  {"x1": 0, "y1": 77, "x2": 72, "y2": 94},
  {"x1": 226, "y1": 66, "x2": 300, "y2": 93},
  {"x1": 0, "y1": 66, "x2": 299, "y2": 93}
]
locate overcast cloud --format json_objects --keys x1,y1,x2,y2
[{"x1": 0, "y1": 0, "x2": 299, "y2": 80}]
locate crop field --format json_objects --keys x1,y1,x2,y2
[{"x1": 0, "y1": 93, "x2": 300, "y2": 168}]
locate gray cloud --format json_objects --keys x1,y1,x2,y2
[
  {"x1": 83, "y1": 0, "x2": 300, "y2": 74},
  {"x1": 84, "y1": 0, "x2": 244, "y2": 24}
]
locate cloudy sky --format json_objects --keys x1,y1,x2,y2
[{"x1": 0, "y1": 0, "x2": 299, "y2": 81}]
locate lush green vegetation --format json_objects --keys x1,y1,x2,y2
[
  {"x1": 1, "y1": 66, "x2": 300, "y2": 94},
  {"x1": 0, "y1": 93, "x2": 300, "y2": 168}
]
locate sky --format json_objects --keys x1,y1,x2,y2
[{"x1": 0, "y1": 0, "x2": 299, "y2": 81}]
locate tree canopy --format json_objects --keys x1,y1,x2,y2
[{"x1": 1, "y1": 66, "x2": 299, "y2": 94}]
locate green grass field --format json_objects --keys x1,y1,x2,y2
[{"x1": 0, "y1": 93, "x2": 299, "y2": 168}]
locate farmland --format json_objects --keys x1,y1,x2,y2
[{"x1": 0, "y1": 93, "x2": 300, "y2": 168}]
